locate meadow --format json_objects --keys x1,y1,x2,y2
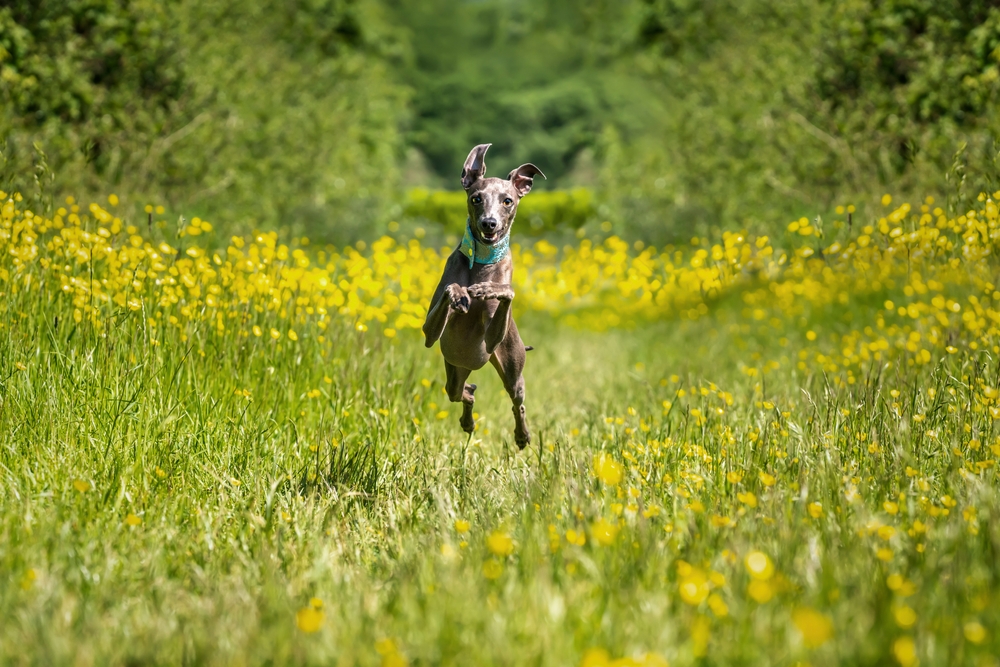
[{"x1": 2, "y1": 188, "x2": 1000, "y2": 667}]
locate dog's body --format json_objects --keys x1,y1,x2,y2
[{"x1": 422, "y1": 144, "x2": 544, "y2": 449}]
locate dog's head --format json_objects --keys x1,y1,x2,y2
[{"x1": 461, "y1": 143, "x2": 545, "y2": 245}]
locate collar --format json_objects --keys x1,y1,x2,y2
[{"x1": 459, "y1": 218, "x2": 510, "y2": 269}]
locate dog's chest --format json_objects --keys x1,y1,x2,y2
[
  {"x1": 437, "y1": 256, "x2": 513, "y2": 369},
  {"x1": 440, "y1": 305, "x2": 494, "y2": 369}
]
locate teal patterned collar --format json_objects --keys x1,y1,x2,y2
[{"x1": 459, "y1": 218, "x2": 510, "y2": 269}]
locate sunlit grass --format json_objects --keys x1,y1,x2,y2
[{"x1": 1, "y1": 188, "x2": 999, "y2": 665}]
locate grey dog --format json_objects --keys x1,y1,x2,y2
[{"x1": 422, "y1": 144, "x2": 544, "y2": 449}]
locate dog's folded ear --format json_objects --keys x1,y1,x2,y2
[
  {"x1": 461, "y1": 144, "x2": 491, "y2": 190},
  {"x1": 508, "y1": 163, "x2": 546, "y2": 197}
]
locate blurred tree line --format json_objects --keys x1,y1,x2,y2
[{"x1": 2, "y1": 0, "x2": 999, "y2": 243}]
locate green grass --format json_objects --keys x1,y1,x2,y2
[{"x1": 2, "y1": 285, "x2": 999, "y2": 666}]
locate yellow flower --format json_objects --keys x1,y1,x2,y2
[
  {"x1": 747, "y1": 580, "x2": 774, "y2": 604},
  {"x1": 486, "y1": 530, "x2": 514, "y2": 556},
  {"x1": 482, "y1": 558, "x2": 503, "y2": 579},
  {"x1": 737, "y1": 491, "x2": 757, "y2": 508},
  {"x1": 707, "y1": 593, "x2": 728, "y2": 618},
  {"x1": 591, "y1": 518, "x2": 619, "y2": 546},
  {"x1": 678, "y1": 569, "x2": 709, "y2": 605},
  {"x1": 125, "y1": 513, "x2": 142, "y2": 527},
  {"x1": 758, "y1": 471, "x2": 776, "y2": 486},
  {"x1": 964, "y1": 620, "x2": 987, "y2": 644},
  {"x1": 454, "y1": 519, "x2": 470, "y2": 534},
  {"x1": 792, "y1": 607, "x2": 834, "y2": 648},
  {"x1": 892, "y1": 637, "x2": 917, "y2": 667},
  {"x1": 594, "y1": 453, "x2": 623, "y2": 485},
  {"x1": 807, "y1": 502, "x2": 823, "y2": 518},
  {"x1": 296, "y1": 598, "x2": 325, "y2": 633},
  {"x1": 893, "y1": 606, "x2": 917, "y2": 628},
  {"x1": 375, "y1": 638, "x2": 407, "y2": 667},
  {"x1": 745, "y1": 550, "x2": 773, "y2": 580},
  {"x1": 73, "y1": 479, "x2": 91, "y2": 493},
  {"x1": 726, "y1": 470, "x2": 743, "y2": 484},
  {"x1": 580, "y1": 648, "x2": 610, "y2": 667}
]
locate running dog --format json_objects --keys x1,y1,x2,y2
[{"x1": 421, "y1": 143, "x2": 544, "y2": 449}]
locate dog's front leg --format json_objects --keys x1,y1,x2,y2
[
  {"x1": 422, "y1": 283, "x2": 471, "y2": 347},
  {"x1": 484, "y1": 299, "x2": 512, "y2": 355},
  {"x1": 468, "y1": 283, "x2": 514, "y2": 354}
]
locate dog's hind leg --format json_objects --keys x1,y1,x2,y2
[
  {"x1": 490, "y1": 318, "x2": 530, "y2": 449},
  {"x1": 445, "y1": 361, "x2": 477, "y2": 434}
]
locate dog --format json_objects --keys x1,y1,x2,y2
[{"x1": 422, "y1": 143, "x2": 544, "y2": 449}]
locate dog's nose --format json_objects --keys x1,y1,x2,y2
[{"x1": 481, "y1": 218, "x2": 499, "y2": 232}]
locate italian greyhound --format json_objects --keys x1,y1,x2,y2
[{"x1": 421, "y1": 143, "x2": 545, "y2": 449}]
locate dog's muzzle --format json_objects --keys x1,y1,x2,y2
[{"x1": 479, "y1": 218, "x2": 500, "y2": 244}]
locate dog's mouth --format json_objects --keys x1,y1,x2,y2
[{"x1": 478, "y1": 229, "x2": 500, "y2": 245}]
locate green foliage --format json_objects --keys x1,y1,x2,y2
[
  {"x1": 817, "y1": 1, "x2": 1000, "y2": 126},
  {"x1": 388, "y1": 0, "x2": 649, "y2": 187},
  {"x1": 160, "y1": 0, "x2": 407, "y2": 242},
  {"x1": 0, "y1": 0, "x2": 409, "y2": 243},
  {"x1": 624, "y1": 0, "x2": 1000, "y2": 241},
  {"x1": 607, "y1": 1, "x2": 830, "y2": 241},
  {"x1": 0, "y1": 1, "x2": 183, "y2": 127},
  {"x1": 815, "y1": 0, "x2": 1000, "y2": 185},
  {"x1": 402, "y1": 187, "x2": 597, "y2": 235},
  {"x1": 4, "y1": 0, "x2": 1000, "y2": 245},
  {"x1": 0, "y1": 0, "x2": 183, "y2": 195}
]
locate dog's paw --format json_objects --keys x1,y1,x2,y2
[
  {"x1": 445, "y1": 283, "x2": 470, "y2": 313},
  {"x1": 468, "y1": 282, "x2": 514, "y2": 302},
  {"x1": 466, "y1": 283, "x2": 488, "y2": 299},
  {"x1": 515, "y1": 430, "x2": 530, "y2": 450}
]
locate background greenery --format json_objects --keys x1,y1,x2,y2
[{"x1": 2, "y1": 0, "x2": 1000, "y2": 240}]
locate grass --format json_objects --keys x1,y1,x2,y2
[{"x1": 1, "y1": 192, "x2": 999, "y2": 666}]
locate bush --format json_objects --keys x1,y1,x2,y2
[
  {"x1": 0, "y1": 0, "x2": 409, "y2": 242},
  {"x1": 623, "y1": 0, "x2": 1000, "y2": 240},
  {"x1": 0, "y1": 0, "x2": 183, "y2": 207}
]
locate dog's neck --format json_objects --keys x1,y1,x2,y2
[{"x1": 459, "y1": 218, "x2": 510, "y2": 269}]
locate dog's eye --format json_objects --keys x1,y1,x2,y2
[
  {"x1": 503, "y1": 198, "x2": 513, "y2": 206},
  {"x1": 471, "y1": 195, "x2": 482, "y2": 205}
]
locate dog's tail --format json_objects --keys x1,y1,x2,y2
[{"x1": 525, "y1": 345, "x2": 534, "y2": 352}]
